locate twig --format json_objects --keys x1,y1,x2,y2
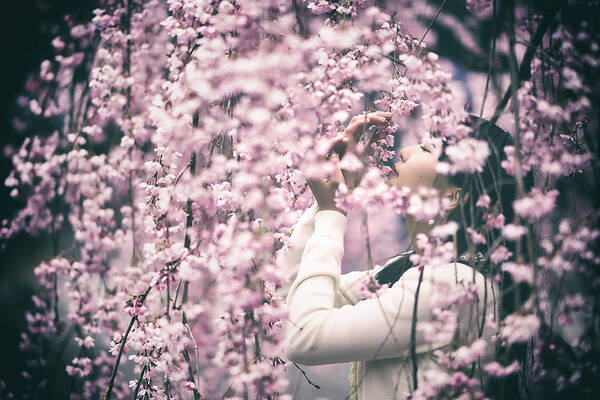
[
  {"x1": 416, "y1": 0, "x2": 448, "y2": 50},
  {"x1": 292, "y1": 362, "x2": 320, "y2": 389},
  {"x1": 482, "y1": 0, "x2": 563, "y2": 136},
  {"x1": 292, "y1": 0, "x2": 308, "y2": 37},
  {"x1": 183, "y1": 312, "x2": 201, "y2": 389},
  {"x1": 104, "y1": 315, "x2": 138, "y2": 400},
  {"x1": 132, "y1": 365, "x2": 148, "y2": 400},
  {"x1": 382, "y1": 53, "x2": 406, "y2": 67},
  {"x1": 478, "y1": 0, "x2": 497, "y2": 119},
  {"x1": 506, "y1": 0, "x2": 541, "y2": 318},
  {"x1": 103, "y1": 286, "x2": 152, "y2": 400},
  {"x1": 182, "y1": 347, "x2": 201, "y2": 400},
  {"x1": 45, "y1": 324, "x2": 75, "y2": 398},
  {"x1": 401, "y1": 0, "x2": 447, "y2": 77}
]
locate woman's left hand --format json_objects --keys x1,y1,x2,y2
[{"x1": 306, "y1": 137, "x2": 347, "y2": 216}]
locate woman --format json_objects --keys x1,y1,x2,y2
[{"x1": 279, "y1": 112, "x2": 516, "y2": 399}]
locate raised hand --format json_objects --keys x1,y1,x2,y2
[
  {"x1": 329, "y1": 111, "x2": 394, "y2": 189},
  {"x1": 306, "y1": 137, "x2": 347, "y2": 215},
  {"x1": 343, "y1": 111, "x2": 393, "y2": 152},
  {"x1": 307, "y1": 111, "x2": 394, "y2": 213}
]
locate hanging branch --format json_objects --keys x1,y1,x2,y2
[
  {"x1": 416, "y1": 0, "x2": 448, "y2": 49},
  {"x1": 131, "y1": 365, "x2": 148, "y2": 400},
  {"x1": 482, "y1": 0, "x2": 563, "y2": 135},
  {"x1": 292, "y1": 0, "x2": 308, "y2": 37},
  {"x1": 103, "y1": 285, "x2": 152, "y2": 400},
  {"x1": 478, "y1": 0, "x2": 497, "y2": 119},
  {"x1": 182, "y1": 344, "x2": 201, "y2": 400},
  {"x1": 400, "y1": 0, "x2": 447, "y2": 78}
]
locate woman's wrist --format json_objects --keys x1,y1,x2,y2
[
  {"x1": 314, "y1": 208, "x2": 348, "y2": 242},
  {"x1": 318, "y1": 205, "x2": 347, "y2": 216}
]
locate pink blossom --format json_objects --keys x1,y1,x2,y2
[
  {"x1": 65, "y1": 357, "x2": 93, "y2": 378},
  {"x1": 484, "y1": 361, "x2": 520, "y2": 377},
  {"x1": 444, "y1": 138, "x2": 490, "y2": 173},
  {"x1": 490, "y1": 246, "x2": 512, "y2": 264},
  {"x1": 357, "y1": 273, "x2": 389, "y2": 300},
  {"x1": 502, "y1": 223, "x2": 528, "y2": 240},
  {"x1": 339, "y1": 151, "x2": 364, "y2": 172},
  {"x1": 487, "y1": 212, "x2": 506, "y2": 229},
  {"x1": 502, "y1": 262, "x2": 533, "y2": 284},
  {"x1": 501, "y1": 314, "x2": 540, "y2": 344},
  {"x1": 476, "y1": 194, "x2": 491, "y2": 208},
  {"x1": 448, "y1": 338, "x2": 488, "y2": 368},
  {"x1": 466, "y1": 0, "x2": 492, "y2": 14},
  {"x1": 431, "y1": 221, "x2": 459, "y2": 238},
  {"x1": 407, "y1": 187, "x2": 446, "y2": 221},
  {"x1": 467, "y1": 227, "x2": 486, "y2": 245},
  {"x1": 513, "y1": 188, "x2": 559, "y2": 221}
]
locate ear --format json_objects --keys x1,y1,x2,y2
[{"x1": 444, "y1": 186, "x2": 468, "y2": 210}]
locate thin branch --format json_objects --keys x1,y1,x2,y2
[
  {"x1": 382, "y1": 53, "x2": 406, "y2": 67},
  {"x1": 104, "y1": 315, "x2": 138, "y2": 400},
  {"x1": 292, "y1": 362, "x2": 320, "y2": 389},
  {"x1": 292, "y1": 0, "x2": 308, "y2": 38},
  {"x1": 103, "y1": 286, "x2": 152, "y2": 400},
  {"x1": 401, "y1": 0, "x2": 447, "y2": 77},
  {"x1": 182, "y1": 346, "x2": 201, "y2": 400},
  {"x1": 183, "y1": 312, "x2": 201, "y2": 389},
  {"x1": 482, "y1": 0, "x2": 563, "y2": 135},
  {"x1": 416, "y1": 0, "x2": 448, "y2": 50},
  {"x1": 132, "y1": 365, "x2": 148, "y2": 400},
  {"x1": 479, "y1": 0, "x2": 497, "y2": 119}
]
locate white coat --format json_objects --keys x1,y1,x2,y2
[{"x1": 278, "y1": 202, "x2": 496, "y2": 399}]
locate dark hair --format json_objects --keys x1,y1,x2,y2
[{"x1": 444, "y1": 116, "x2": 529, "y2": 257}]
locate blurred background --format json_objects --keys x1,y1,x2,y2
[{"x1": 0, "y1": 0, "x2": 100, "y2": 394}]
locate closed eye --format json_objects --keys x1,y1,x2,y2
[{"x1": 420, "y1": 145, "x2": 431, "y2": 153}]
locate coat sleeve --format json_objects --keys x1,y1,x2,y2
[
  {"x1": 276, "y1": 200, "x2": 320, "y2": 299},
  {"x1": 276, "y1": 201, "x2": 373, "y2": 306},
  {"x1": 284, "y1": 210, "x2": 490, "y2": 366}
]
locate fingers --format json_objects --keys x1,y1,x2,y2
[
  {"x1": 364, "y1": 127, "x2": 383, "y2": 158},
  {"x1": 345, "y1": 111, "x2": 392, "y2": 143},
  {"x1": 350, "y1": 111, "x2": 392, "y2": 123},
  {"x1": 322, "y1": 111, "x2": 394, "y2": 161},
  {"x1": 318, "y1": 110, "x2": 393, "y2": 172},
  {"x1": 325, "y1": 135, "x2": 349, "y2": 160}
]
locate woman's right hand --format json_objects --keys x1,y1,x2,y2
[
  {"x1": 327, "y1": 111, "x2": 393, "y2": 190},
  {"x1": 343, "y1": 111, "x2": 392, "y2": 149}
]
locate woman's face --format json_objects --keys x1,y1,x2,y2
[
  {"x1": 387, "y1": 142, "x2": 442, "y2": 193},
  {"x1": 386, "y1": 142, "x2": 457, "y2": 247}
]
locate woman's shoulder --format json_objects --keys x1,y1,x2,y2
[{"x1": 394, "y1": 261, "x2": 486, "y2": 288}]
